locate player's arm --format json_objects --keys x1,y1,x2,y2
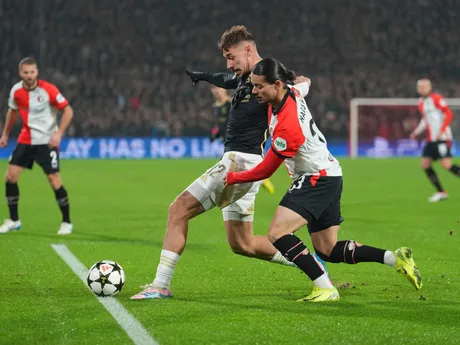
[
  {"x1": 0, "y1": 88, "x2": 20, "y2": 146},
  {"x1": 47, "y1": 84, "x2": 73, "y2": 147},
  {"x1": 186, "y1": 70, "x2": 238, "y2": 89},
  {"x1": 0, "y1": 109, "x2": 18, "y2": 145},
  {"x1": 433, "y1": 94, "x2": 453, "y2": 137},
  {"x1": 410, "y1": 118, "x2": 426, "y2": 139},
  {"x1": 226, "y1": 148, "x2": 285, "y2": 185},
  {"x1": 293, "y1": 77, "x2": 311, "y2": 97},
  {"x1": 57, "y1": 105, "x2": 74, "y2": 136},
  {"x1": 226, "y1": 122, "x2": 305, "y2": 185}
]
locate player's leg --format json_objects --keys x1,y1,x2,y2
[
  {"x1": 131, "y1": 159, "x2": 224, "y2": 300},
  {"x1": 422, "y1": 143, "x2": 447, "y2": 202},
  {"x1": 267, "y1": 205, "x2": 338, "y2": 302},
  {"x1": 35, "y1": 145, "x2": 73, "y2": 234},
  {"x1": 46, "y1": 172, "x2": 73, "y2": 235},
  {"x1": 310, "y1": 179, "x2": 422, "y2": 290},
  {"x1": 0, "y1": 144, "x2": 32, "y2": 233},
  {"x1": 312, "y1": 227, "x2": 422, "y2": 290},
  {"x1": 222, "y1": 178, "x2": 295, "y2": 267},
  {"x1": 438, "y1": 142, "x2": 460, "y2": 179}
]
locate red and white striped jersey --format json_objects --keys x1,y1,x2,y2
[
  {"x1": 8, "y1": 80, "x2": 69, "y2": 145},
  {"x1": 268, "y1": 86, "x2": 342, "y2": 179},
  {"x1": 415, "y1": 93, "x2": 453, "y2": 142}
]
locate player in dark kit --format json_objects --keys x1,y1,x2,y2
[
  {"x1": 131, "y1": 25, "x2": 313, "y2": 300},
  {"x1": 210, "y1": 84, "x2": 275, "y2": 194}
]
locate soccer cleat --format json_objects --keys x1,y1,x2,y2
[
  {"x1": 428, "y1": 191, "x2": 448, "y2": 202},
  {"x1": 0, "y1": 219, "x2": 21, "y2": 234},
  {"x1": 297, "y1": 286, "x2": 340, "y2": 302},
  {"x1": 130, "y1": 284, "x2": 172, "y2": 300},
  {"x1": 394, "y1": 247, "x2": 422, "y2": 290},
  {"x1": 57, "y1": 222, "x2": 73, "y2": 235},
  {"x1": 262, "y1": 178, "x2": 275, "y2": 194}
]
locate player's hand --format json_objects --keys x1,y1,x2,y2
[
  {"x1": 185, "y1": 70, "x2": 204, "y2": 86},
  {"x1": 48, "y1": 132, "x2": 62, "y2": 148},
  {"x1": 409, "y1": 132, "x2": 417, "y2": 140},
  {"x1": 0, "y1": 135, "x2": 8, "y2": 148},
  {"x1": 294, "y1": 76, "x2": 311, "y2": 86}
]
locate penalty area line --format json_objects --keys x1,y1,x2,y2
[{"x1": 51, "y1": 244, "x2": 158, "y2": 345}]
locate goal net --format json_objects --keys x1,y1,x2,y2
[{"x1": 349, "y1": 98, "x2": 460, "y2": 158}]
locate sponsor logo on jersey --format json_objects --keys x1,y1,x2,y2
[
  {"x1": 274, "y1": 137, "x2": 287, "y2": 151},
  {"x1": 56, "y1": 93, "x2": 66, "y2": 103}
]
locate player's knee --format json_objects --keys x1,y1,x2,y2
[
  {"x1": 440, "y1": 159, "x2": 452, "y2": 170},
  {"x1": 267, "y1": 224, "x2": 286, "y2": 243},
  {"x1": 229, "y1": 242, "x2": 255, "y2": 257},
  {"x1": 5, "y1": 170, "x2": 19, "y2": 183},
  {"x1": 314, "y1": 242, "x2": 335, "y2": 258},
  {"x1": 47, "y1": 174, "x2": 62, "y2": 189},
  {"x1": 421, "y1": 161, "x2": 431, "y2": 170}
]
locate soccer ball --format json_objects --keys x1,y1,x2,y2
[{"x1": 87, "y1": 260, "x2": 125, "y2": 296}]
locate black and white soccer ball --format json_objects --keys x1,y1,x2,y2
[{"x1": 87, "y1": 260, "x2": 125, "y2": 296}]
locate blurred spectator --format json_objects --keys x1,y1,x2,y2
[{"x1": 0, "y1": 0, "x2": 459, "y2": 139}]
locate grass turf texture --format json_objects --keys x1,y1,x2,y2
[{"x1": 0, "y1": 158, "x2": 459, "y2": 345}]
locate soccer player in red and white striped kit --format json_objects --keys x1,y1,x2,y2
[
  {"x1": 410, "y1": 79, "x2": 460, "y2": 202},
  {"x1": 0, "y1": 57, "x2": 74, "y2": 234}
]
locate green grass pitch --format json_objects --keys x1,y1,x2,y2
[{"x1": 0, "y1": 158, "x2": 459, "y2": 345}]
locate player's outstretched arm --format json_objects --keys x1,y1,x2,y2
[
  {"x1": 0, "y1": 109, "x2": 18, "y2": 147},
  {"x1": 225, "y1": 148, "x2": 285, "y2": 186},
  {"x1": 185, "y1": 70, "x2": 238, "y2": 89}
]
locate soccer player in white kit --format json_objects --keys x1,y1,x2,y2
[
  {"x1": 0, "y1": 57, "x2": 74, "y2": 235},
  {"x1": 226, "y1": 58, "x2": 422, "y2": 302},
  {"x1": 410, "y1": 79, "x2": 460, "y2": 202}
]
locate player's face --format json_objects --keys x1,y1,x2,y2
[
  {"x1": 223, "y1": 44, "x2": 251, "y2": 77},
  {"x1": 416, "y1": 80, "x2": 432, "y2": 97},
  {"x1": 251, "y1": 73, "x2": 280, "y2": 103},
  {"x1": 19, "y1": 64, "x2": 39, "y2": 88}
]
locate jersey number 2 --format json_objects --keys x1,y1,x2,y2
[{"x1": 50, "y1": 151, "x2": 59, "y2": 169}]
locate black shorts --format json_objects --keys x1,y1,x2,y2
[
  {"x1": 279, "y1": 175, "x2": 343, "y2": 233},
  {"x1": 9, "y1": 144, "x2": 60, "y2": 174},
  {"x1": 422, "y1": 141, "x2": 452, "y2": 161}
]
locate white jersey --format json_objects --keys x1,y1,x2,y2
[
  {"x1": 268, "y1": 86, "x2": 342, "y2": 179},
  {"x1": 8, "y1": 80, "x2": 69, "y2": 145},
  {"x1": 414, "y1": 93, "x2": 453, "y2": 142}
]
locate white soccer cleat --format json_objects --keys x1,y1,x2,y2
[
  {"x1": 0, "y1": 219, "x2": 21, "y2": 234},
  {"x1": 428, "y1": 192, "x2": 448, "y2": 203},
  {"x1": 57, "y1": 222, "x2": 73, "y2": 235}
]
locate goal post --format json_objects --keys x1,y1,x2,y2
[{"x1": 349, "y1": 98, "x2": 460, "y2": 158}]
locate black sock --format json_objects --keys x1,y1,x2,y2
[
  {"x1": 449, "y1": 165, "x2": 460, "y2": 178},
  {"x1": 316, "y1": 240, "x2": 386, "y2": 264},
  {"x1": 273, "y1": 234, "x2": 325, "y2": 281},
  {"x1": 424, "y1": 167, "x2": 444, "y2": 192},
  {"x1": 6, "y1": 182, "x2": 19, "y2": 221},
  {"x1": 54, "y1": 186, "x2": 70, "y2": 223}
]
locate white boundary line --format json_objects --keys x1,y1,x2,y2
[{"x1": 51, "y1": 244, "x2": 158, "y2": 345}]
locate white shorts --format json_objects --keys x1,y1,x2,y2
[{"x1": 186, "y1": 151, "x2": 263, "y2": 222}]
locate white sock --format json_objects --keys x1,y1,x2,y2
[
  {"x1": 270, "y1": 251, "x2": 297, "y2": 267},
  {"x1": 152, "y1": 249, "x2": 180, "y2": 289},
  {"x1": 313, "y1": 274, "x2": 334, "y2": 289},
  {"x1": 383, "y1": 251, "x2": 396, "y2": 267}
]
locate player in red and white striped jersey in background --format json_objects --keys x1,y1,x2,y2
[
  {"x1": 410, "y1": 79, "x2": 460, "y2": 202},
  {"x1": 0, "y1": 57, "x2": 74, "y2": 234}
]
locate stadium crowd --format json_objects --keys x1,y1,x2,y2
[{"x1": 0, "y1": 0, "x2": 459, "y2": 139}]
